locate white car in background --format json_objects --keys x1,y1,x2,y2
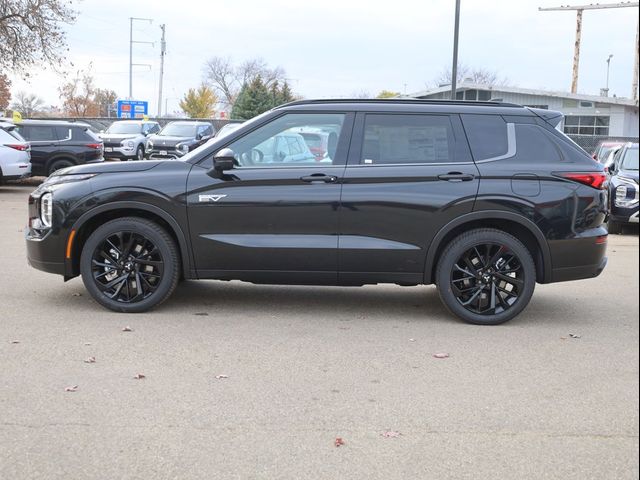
[
  {"x1": 99, "y1": 120, "x2": 160, "y2": 161},
  {"x1": 0, "y1": 121, "x2": 31, "y2": 184}
]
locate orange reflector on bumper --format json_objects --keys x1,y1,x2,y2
[{"x1": 66, "y1": 229, "x2": 77, "y2": 259}]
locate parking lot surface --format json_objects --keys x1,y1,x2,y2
[{"x1": 1, "y1": 182, "x2": 638, "y2": 480}]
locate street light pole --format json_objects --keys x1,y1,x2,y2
[
  {"x1": 128, "y1": 17, "x2": 154, "y2": 100},
  {"x1": 606, "y1": 54, "x2": 614, "y2": 93},
  {"x1": 451, "y1": 0, "x2": 461, "y2": 100}
]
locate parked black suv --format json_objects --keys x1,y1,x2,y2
[
  {"x1": 25, "y1": 99, "x2": 608, "y2": 324},
  {"x1": 146, "y1": 121, "x2": 215, "y2": 159},
  {"x1": 606, "y1": 142, "x2": 639, "y2": 233},
  {"x1": 14, "y1": 120, "x2": 104, "y2": 176}
]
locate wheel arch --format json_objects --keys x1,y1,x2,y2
[
  {"x1": 68, "y1": 201, "x2": 194, "y2": 280},
  {"x1": 424, "y1": 211, "x2": 552, "y2": 284},
  {"x1": 45, "y1": 154, "x2": 78, "y2": 174}
]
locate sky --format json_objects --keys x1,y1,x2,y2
[{"x1": 7, "y1": 0, "x2": 640, "y2": 115}]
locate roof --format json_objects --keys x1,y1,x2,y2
[
  {"x1": 165, "y1": 120, "x2": 213, "y2": 125},
  {"x1": 277, "y1": 98, "x2": 530, "y2": 116},
  {"x1": 6, "y1": 119, "x2": 92, "y2": 128},
  {"x1": 112, "y1": 119, "x2": 158, "y2": 124},
  {"x1": 407, "y1": 82, "x2": 639, "y2": 107}
]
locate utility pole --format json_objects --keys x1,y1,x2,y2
[
  {"x1": 128, "y1": 17, "x2": 154, "y2": 99},
  {"x1": 157, "y1": 24, "x2": 166, "y2": 116},
  {"x1": 633, "y1": 17, "x2": 639, "y2": 100},
  {"x1": 605, "y1": 54, "x2": 614, "y2": 96},
  {"x1": 451, "y1": 0, "x2": 461, "y2": 100},
  {"x1": 539, "y1": 2, "x2": 639, "y2": 95}
]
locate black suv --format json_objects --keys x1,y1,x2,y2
[
  {"x1": 14, "y1": 120, "x2": 104, "y2": 176},
  {"x1": 25, "y1": 99, "x2": 609, "y2": 325},
  {"x1": 147, "y1": 121, "x2": 215, "y2": 159},
  {"x1": 606, "y1": 142, "x2": 639, "y2": 233}
]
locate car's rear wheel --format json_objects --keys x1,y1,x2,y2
[
  {"x1": 48, "y1": 159, "x2": 74, "y2": 176},
  {"x1": 435, "y1": 229, "x2": 536, "y2": 325},
  {"x1": 80, "y1": 217, "x2": 180, "y2": 313}
]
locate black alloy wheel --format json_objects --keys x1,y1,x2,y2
[
  {"x1": 91, "y1": 231, "x2": 163, "y2": 303},
  {"x1": 80, "y1": 217, "x2": 180, "y2": 313},
  {"x1": 436, "y1": 229, "x2": 536, "y2": 325},
  {"x1": 450, "y1": 243, "x2": 524, "y2": 316}
]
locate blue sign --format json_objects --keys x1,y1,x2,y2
[{"x1": 117, "y1": 100, "x2": 148, "y2": 119}]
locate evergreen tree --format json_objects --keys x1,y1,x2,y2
[{"x1": 230, "y1": 75, "x2": 272, "y2": 120}]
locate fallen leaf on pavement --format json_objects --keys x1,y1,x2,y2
[
  {"x1": 569, "y1": 333, "x2": 581, "y2": 339},
  {"x1": 65, "y1": 385, "x2": 78, "y2": 392},
  {"x1": 215, "y1": 374, "x2": 229, "y2": 379},
  {"x1": 72, "y1": 293, "x2": 82, "y2": 297},
  {"x1": 84, "y1": 356, "x2": 96, "y2": 363},
  {"x1": 84, "y1": 342, "x2": 92, "y2": 346},
  {"x1": 122, "y1": 326, "x2": 133, "y2": 332},
  {"x1": 433, "y1": 353, "x2": 449, "y2": 359},
  {"x1": 334, "y1": 437, "x2": 345, "y2": 447},
  {"x1": 134, "y1": 374, "x2": 146, "y2": 380},
  {"x1": 194, "y1": 312, "x2": 209, "y2": 316},
  {"x1": 381, "y1": 431, "x2": 402, "y2": 438},
  {"x1": 10, "y1": 340, "x2": 20, "y2": 344},
  {"x1": 409, "y1": 338, "x2": 416, "y2": 342}
]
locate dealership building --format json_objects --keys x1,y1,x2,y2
[{"x1": 407, "y1": 83, "x2": 639, "y2": 143}]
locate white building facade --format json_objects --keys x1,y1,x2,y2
[{"x1": 409, "y1": 83, "x2": 639, "y2": 139}]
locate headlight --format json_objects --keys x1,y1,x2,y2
[
  {"x1": 40, "y1": 192, "x2": 53, "y2": 228},
  {"x1": 122, "y1": 140, "x2": 134, "y2": 148},
  {"x1": 176, "y1": 143, "x2": 189, "y2": 153},
  {"x1": 614, "y1": 183, "x2": 639, "y2": 208}
]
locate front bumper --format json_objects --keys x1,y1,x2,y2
[
  {"x1": 609, "y1": 204, "x2": 640, "y2": 225},
  {"x1": 25, "y1": 228, "x2": 66, "y2": 276},
  {"x1": 147, "y1": 147, "x2": 187, "y2": 160},
  {"x1": 104, "y1": 145, "x2": 137, "y2": 159}
]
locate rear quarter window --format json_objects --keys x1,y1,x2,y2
[
  {"x1": 513, "y1": 124, "x2": 562, "y2": 163},
  {"x1": 72, "y1": 128, "x2": 101, "y2": 142}
]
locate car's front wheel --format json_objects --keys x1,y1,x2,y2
[
  {"x1": 435, "y1": 228, "x2": 536, "y2": 325},
  {"x1": 135, "y1": 145, "x2": 145, "y2": 161},
  {"x1": 80, "y1": 217, "x2": 180, "y2": 313}
]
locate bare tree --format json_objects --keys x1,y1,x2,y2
[
  {"x1": 0, "y1": 0, "x2": 76, "y2": 74},
  {"x1": 9, "y1": 91, "x2": 45, "y2": 116},
  {"x1": 350, "y1": 89, "x2": 372, "y2": 99},
  {"x1": 58, "y1": 67, "x2": 100, "y2": 117},
  {"x1": 203, "y1": 56, "x2": 287, "y2": 108},
  {"x1": 433, "y1": 64, "x2": 508, "y2": 87}
]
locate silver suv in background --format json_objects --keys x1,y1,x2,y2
[
  {"x1": 99, "y1": 120, "x2": 160, "y2": 161},
  {"x1": 0, "y1": 121, "x2": 31, "y2": 183}
]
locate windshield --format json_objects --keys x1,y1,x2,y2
[
  {"x1": 105, "y1": 123, "x2": 142, "y2": 135},
  {"x1": 621, "y1": 148, "x2": 639, "y2": 171},
  {"x1": 159, "y1": 123, "x2": 197, "y2": 137},
  {"x1": 216, "y1": 123, "x2": 243, "y2": 138}
]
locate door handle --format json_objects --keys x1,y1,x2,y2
[
  {"x1": 438, "y1": 172, "x2": 475, "y2": 182},
  {"x1": 300, "y1": 174, "x2": 338, "y2": 183}
]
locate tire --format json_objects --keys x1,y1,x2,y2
[
  {"x1": 135, "y1": 145, "x2": 144, "y2": 161},
  {"x1": 48, "y1": 159, "x2": 75, "y2": 176},
  {"x1": 435, "y1": 228, "x2": 536, "y2": 325},
  {"x1": 607, "y1": 220, "x2": 622, "y2": 234},
  {"x1": 80, "y1": 217, "x2": 180, "y2": 313}
]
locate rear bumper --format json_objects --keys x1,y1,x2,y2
[
  {"x1": 1, "y1": 162, "x2": 31, "y2": 179},
  {"x1": 546, "y1": 227, "x2": 608, "y2": 283}
]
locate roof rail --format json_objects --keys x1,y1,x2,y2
[{"x1": 277, "y1": 98, "x2": 522, "y2": 108}]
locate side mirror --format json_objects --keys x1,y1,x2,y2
[
  {"x1": 196, "y1": 133, "x2": 204, "y2": 140},
  {"x1": 607, "y1": 163, "x2": 615, "y2": 174},
  {"x1": 213, "y1": 148, "x2": 236, "y2": 172}
]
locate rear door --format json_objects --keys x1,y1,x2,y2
[
  {"x1": 16, "y1": 124, "x2": 60, "y2": 173},
  {"x1": 338, "y1": 112, "x2": 479, "y2": 285},
  {"x1": 186, "y1": 112, "x2": 353, "y2": 284}
]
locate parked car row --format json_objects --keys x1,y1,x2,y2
[{"x1": 593, "y1": 140, "x2": 639, "y2": 233}]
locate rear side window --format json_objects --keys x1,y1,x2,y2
[
  {"x1": 361, "y1": 114, "x2": 454, "y2": 164},
  {"x1": 55, "y1": 126, "x2": 72, "y2": 140},
  {"x1": 19, "y1": 125, "x2": 58, "y2": 141},
  {"x1": 72, "y1": 127, "x2": 101, "y2": 142},
  {"x1": 514, "y1": 124, "x2": 562, "y2": 163},
  {"x1": 0, "y1": 129, "x2": 17, "y2": 143},
  {"x1": 461, "y1": 114, "x2": 508, "y2": 161}
]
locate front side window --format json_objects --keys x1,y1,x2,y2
[
  {"x1": 361, "y1": 114, "x2": 454, "y2": 165},
  {"x1": 224, "y1": 113, "x2": 345, "y2": 167}
]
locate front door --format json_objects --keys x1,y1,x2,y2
[{"x1": 186, "y1": 112, "x2": 353, "y2": 284}]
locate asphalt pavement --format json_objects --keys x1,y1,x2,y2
[{"x1": 0, "y1": 182, "x2": 638, "y2": 480}]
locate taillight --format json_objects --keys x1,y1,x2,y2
[
  {"x1": 86, "y1": 143, "x2": 102, "y2": 149},
  {"x1": 556, "y1": 172, "x2": 607, "y2": 190},
  {"x1": 6, "y1": 144, "x2": 29, "y2": 151}
]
